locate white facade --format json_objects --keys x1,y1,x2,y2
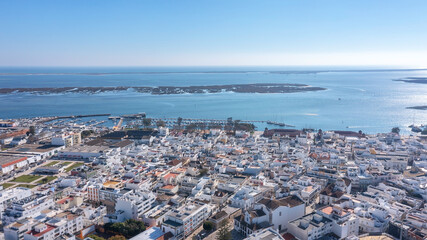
[
  {"x1": 270, "y1": 202, "x2": 305, "y2": 232},
  {"x1": 115, "y1": 190, "x2": 156, "y2": 220},
  {"x1": 256, "y1": 196, "x2": 306, "y2": 233},
  {"x1": 24, "y1": 224, "x2": 57, "y2": 240},
  {"x1": 87, "y1": 185, "x2": 100, "y2": 202},
  {"x1": 230, "y1": 186, "x2": 263, "y2": 209},
  {"x1": 3, "y1": 194, "x2": 55, "y2": 226},
  {"x1": 0, "y1": 187, "x2": 32, "y2": 218},
  {"x1": 318, "y1": 206, "x2": 359, "y2": 238},
  {"x1": 4, "y1": 219, "x2": 35, "y2": 240},
  {"x1": 354, "y1": 205, "x2": 390, "y2": 233},
  {"x1": 52, "y1": 132, "x2": 81, "y2": 147},
  {"x1": 0, "y1": 156, "x2": 29, "y2": 174},
  {"x1": 46, "y1": 212, "x2": 84, "y2": 238},
  {"x1": 288, "y1": 213, "x2": 333, "y2": 240},
  {"x1": 161, "y1": 202, "x2": 212, "y2": 239}
]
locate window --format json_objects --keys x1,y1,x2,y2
[{"x1": 279, "y1": 212, "x2": 282, "y2": 216}]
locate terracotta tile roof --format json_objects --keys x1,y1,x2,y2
[
  {"x1": 1, "y1": 157, "x2": 27, "y2": 168},
  {"x1": 212, "y1": 210, "x2": 228, "y2": 220},
  {"x1": 259, "y1": 195, "x2": 304, "y2": 210},
  {"x1": 167, "y1": 159, "x2": 182, "y2": 166},
  {"x1": 26, "y1": 224, "x2": 56, "y2": 237},
  {"x1": 320, "y1": 183, "x2": 345, "y2": 198},
  {"x1": 56, "y1": 197, "x2": 72, "y2": 204},
  {"x1": 0, "y1": 129, "x2": 29, "y2": 140},
  {"x1": 163, "y1": 173, "x2": 179, "y2": 179},
  {"x1": 321, "y1": 206, "x2": 334, "y2": 215},
  {"x1": 343, "y1": 177, "x2": 351, "y2": 186},
  {"x1": 283, "y1": 233, "x2": 296, "y2": 240}
]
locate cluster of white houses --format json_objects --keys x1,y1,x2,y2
[{"x1": 0, "y1": 117, "x2": 426, "y2": 240}]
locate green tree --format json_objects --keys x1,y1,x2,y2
[
  {"x1": 392, "y1": 127, "x2": 400, "y2": 134},
  {"x1": 233, "y1": 120, "x2": 240, "y2": 134},
  {"x1": 156, "y1": 120, "x2": 166, "y2": 127},
  {"x1": 142, "y1": 118, "x2": 152, "y2": 128},
  {"x1": 108, "y1": 235, "x2": 126, "y2": 240},
  {"x1": 203, "y1": 221, "x2": 214, "y2": 231},
  {"x1": 186, "y1": 123, "x2": 198, "y2": 131},
  {"x1": 216, "y1": 219, "x2": 231, "y2": 240},
  {"x1": 199, "y1": 168, "x2": 208, "y2": 177},
  {"x1": 88, "y1": 235, "x2": 106, "y2": 240},
  {"x1": 235, "y1": 123, "x2": 255, "y2": 132},
  {"x1": 29, "y1": 126, "x2": 36, "y2": 135},
  {"x1": 81, "y1": 130, "x2": 94, "y2": 138},
  {"x1": 177, "y1": 117, "x2": 183, "y2": 127},
  {"x1": 198, "y1": 122, "x2": 207, "y2": 130},
  {"x1": 104, "y1": 219, "x2": 146, "y2": 238}
]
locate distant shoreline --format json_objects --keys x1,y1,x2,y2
[
  {"x1": 394, "y1": 77, "x2": 427, "y2": 84},
  {"x1": 407, "y1": 105, "x2": 427, "y2": 110},
  {"x1": 1, "y1": 68, "x2": 426, "y2": 76},
  {"x1": 0, "y1": 83, "x2": 326, "y2": 95}
]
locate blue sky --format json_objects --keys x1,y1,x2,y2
[{"x1": 1, "y1": 0, "x2": 427, "y2": 67}]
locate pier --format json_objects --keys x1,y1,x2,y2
[
  {"x1": 39, "y1": 114, "x2": 295, "y2": 129},
  {"x1": 113, "y1": 118, "x2": 124, "y2": 130},
  {"x1": 56, "y1": 113, "x2": 111, "y2": 119},
  {"x1": 124, "y1": 117, "x2": 295, "y2": 128},
  {"x1": 39, "y1": 113, "x2": 111, "y2": 123}
]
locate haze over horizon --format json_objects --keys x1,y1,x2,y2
[{"x1": 1, "y1": 0, "x2": 427, "y2": 67}]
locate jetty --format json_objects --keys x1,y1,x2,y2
[
  {"x1": 113, "y1": 118, "x2": 124, "y2": 130},
  {"x1": 266, "y1": 121, "x2": 295, "y2": 127},
  {"x1": 39, "y1": 114, "x2": 111, "y2": 123},
  {"x1": 123, "y1": 117, "x2": 295, "y2": 128}
]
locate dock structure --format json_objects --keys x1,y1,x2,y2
[
  {"x1": 266, "y1": 121, "x2": 295, "y2": 127},
  {"x1": 108, "y1": 116, "x2": 121, "y2": 120},
  {"x1": 38, "y1": 114, "x2": 111, "y2": 123},
  {"x1": 113, "y1": 118, "x2": 124, "y2": 130},
  {"x1": 38, "y1": 114, "x2": 294, "y2": 129},
  {"x1": 126, "y1": 117, "x2": 295, "y2": 128}
]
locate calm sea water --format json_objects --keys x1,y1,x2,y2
[{"x1": 0, "y1": 67, "x2": 426, "y2": 134}]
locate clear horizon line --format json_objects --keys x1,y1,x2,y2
[{"x1": 0, "y1": 64, "x2": 426, "y2": 69}]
